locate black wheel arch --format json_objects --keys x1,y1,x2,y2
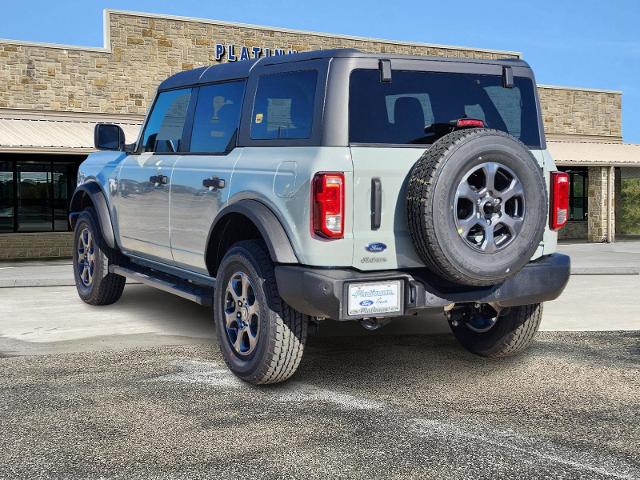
[
  {"x1": 205, "y1": 200, "x2": 299, "y2": 276},
  {"x1": 69, "y1": 181, "x2": 117, "y2": 251}
]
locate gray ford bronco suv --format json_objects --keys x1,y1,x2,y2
[{"x1": 70, "y1": 49, "x2": 571, "y2": 384}]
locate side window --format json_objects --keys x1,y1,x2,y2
[
  {"x1": 141, "y1": 88, "x2": 192, "y2": 153},
  {"x1": 190, "y1": 81, "x2": 245, "y2": 153},
  {"x1": 250, "y1": 70, "x2": 318, "y2": 140}
]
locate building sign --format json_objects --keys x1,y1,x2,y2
[{"x1": 214, "y1": 43, "x2": 297, "y2": 62}]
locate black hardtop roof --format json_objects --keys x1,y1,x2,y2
[{"x1": 158, "y1": 48, "x2": 529, "y2": 91}]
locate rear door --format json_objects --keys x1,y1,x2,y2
[
  {"x1": 348, "y1": 66, "x2": 543, "y2": 270},
  {"x1": 116, "y1": 88, "x2": 192, "y2": 261},
  {"x1": 169, "y1": 81, "x2": 245, "y2": 273}
]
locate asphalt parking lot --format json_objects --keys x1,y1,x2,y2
[
  {"x1": 1, "y1": 330, "x2": 638, "y2": 479},
  {"x1": 0, "y1": 242, "x2": 639, "y2": 479}
]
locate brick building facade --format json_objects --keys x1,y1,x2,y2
[{"x1": 0, "y1": 10, "x2": 638, "y2": 259}]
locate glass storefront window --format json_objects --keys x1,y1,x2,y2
[
  {"x1": 0, "y1": 161, "x2": 14, "y2": 232},
  {"x1": 0, "y1": 156, "x2": 80, "y2": 233}
]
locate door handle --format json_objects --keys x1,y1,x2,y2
[
  {"x1": 371, "y1": 177, "x2": 382, "y2": 230},
  {"x1": 149, "y1": 175, "x2": 168, "y2": 185},
  {"x1": 203, "y1": 177, "x2": 226, "y2": 190}
]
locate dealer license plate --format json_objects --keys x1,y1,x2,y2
[{"x1": 347, "y1": 281, "x2": 401, "y2": 316}]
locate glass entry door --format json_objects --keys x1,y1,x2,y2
[
  {"x1": 17, "y1": 162, "x2": 52, "y2": 232},
  {"x1": 53, "y1": 163, "x2": 75, "y2": 231}
]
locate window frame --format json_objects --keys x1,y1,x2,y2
[
  {"x1": 180, "y1": 79, "x2": 247, "y2": 156},
  {"x1": 135, "y1": 86, "x2": 196, "y2": 155},
  {"x1": 238, "y1": 60, "x2": 329, "y2": 147}
]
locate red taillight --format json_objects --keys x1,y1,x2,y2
[
  {"x1": 550, "y1": 171, "x2": 569, "y2": 230},
  {"x1": 313, "y1": 172, "x2": 345, "y2": 238},
  {"x1": 455, "y1": 118, "x2": 485, "y2": 128}
]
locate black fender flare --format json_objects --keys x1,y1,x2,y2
[
  {"x1": 68, "y1": 181, "x2": 117, "y2": 250},
  {"x1": 207, "y1": 199, "x2": 298, "y2": 265}
]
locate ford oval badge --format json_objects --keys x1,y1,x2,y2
[
  {"x1": 365, "y1": 242, "x2": 387, "y2": 253},
  {"x1": 360, "y1": 300, "x2": 374, "y2": 307}
]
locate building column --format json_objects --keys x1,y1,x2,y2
[{"x1": 587, "y1": 166, "x2": 616, "y2": 242}]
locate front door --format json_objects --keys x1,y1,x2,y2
[
  {"x1": 16, "y1": 161, "x2": 51, "y2": 232},
  {"x1": 170, "y1": 81, "x2": 245, "y2": 272},
  {"x1": 116, "y1": 88, "x2": 192, "y2": 261}
]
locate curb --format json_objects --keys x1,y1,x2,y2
[
  {"x1": 571, "y1": 267, "x2": 640, "y2": 276},
  {"x1": 0, "y1": 279, "x2": 142, "y2": 288},
  {"x1": 0, "y1": 280, "x2": 76, "y2": 288}
]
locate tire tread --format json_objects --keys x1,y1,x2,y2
[
  {"x1": 74, "y1": 209, "x2": 125, "y2": 306},
  {"x1": 217, "y1": 240, "x2": 308, "y2": 385},
  {"x1": 451, "y1": 303, "x2": 543, "y2": 358}
]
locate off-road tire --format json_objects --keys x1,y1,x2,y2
[
  {"x1": 214, "y1": 240, "x2": 309, "y2": 385},
  {"x1": 450, "y1": 303, "x2": 543, "y2": 358},
  {"x1": 406, "y1": 128, "x2": 547, "y2": 286},
  {"x1": 73, "y1": 209, "x2": 126, "y2": 305}
]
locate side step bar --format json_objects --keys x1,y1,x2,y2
[{"x1": 109, "y1": 264, "x2": 214, "y2": 306}]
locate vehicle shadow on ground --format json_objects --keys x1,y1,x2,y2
[
  {"x1": 115, "y1": 283, "x2": 452, "y2": 338},
  {"x1": 102, "y1": 285, "x2": 640, "y2": 387}
]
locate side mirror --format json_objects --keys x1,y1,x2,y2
[{"x1": 94, "y1": 123, "x2": 125, "y2": 151}]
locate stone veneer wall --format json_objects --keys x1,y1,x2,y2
[
  {"x1": 0, "y1": 11, "x2": 623, "y2": 140},
  {"x1": 587, "y1": 166, "x2": 614, "y2": 242},
  {"x1": 0, "y1": 233, "x2": 73, "y2": 260},
  {"x1": 0, "y1": 11, "x2": 516, "y2": 116},
  {"x1": 559, "y1": 221, "x2": 588, "y2": 241},
  {"x1": 538, "y1": 87, "x2": 621, "y2": 140}
]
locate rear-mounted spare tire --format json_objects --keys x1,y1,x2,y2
[{"x1": 406, "y1": 128, "x2": 547, "y2": 287}]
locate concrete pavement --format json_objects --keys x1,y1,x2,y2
[
  {"x1": 0, "y1": 271, "x2": 638, "y2": 358},
  {"x1": 559, "y1": 241, "x2": 640, "y2": 274},
  {"x1": 0, "y1": 242, "x2": 638, "y2": 355},
  {"x1": 0, "y1": 259, "x2": 74, "y2": 287}
]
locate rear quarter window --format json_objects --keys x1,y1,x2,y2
[
  {"x1": 349, "y1": 69, "x2": 541, "y2": 148},
  {"x1": 250, "y1": 70, "x2": 318, "y2": 140}
]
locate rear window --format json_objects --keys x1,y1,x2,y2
[
  {"x1": 250, "y1": 70, "x2": 318, "y2": 140},
  {"x1": 349, "y1": 69, "x2": 541, "y2": 147}
]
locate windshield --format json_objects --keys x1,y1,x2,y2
[{"x1": 349, "y1": 69, "x2": 541, "y2": 147}]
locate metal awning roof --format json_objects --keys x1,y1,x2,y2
[
  {"x1": 548, "y1": 140, "x2": 640, "y2": 167},
  {"x1": 0, "y1": 110, "x2": 142, "y2": 154},
  {"x1": 1, "y1": 110, "x2": 638, "y2": 165}
]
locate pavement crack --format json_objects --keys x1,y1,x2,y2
[{"x1": 410, "y1": 417, "x2": 640, "y2": 479}]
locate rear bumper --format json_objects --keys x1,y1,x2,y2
[{"x1": 275, "y1": 253, "x2": 570, "y2": 321}]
